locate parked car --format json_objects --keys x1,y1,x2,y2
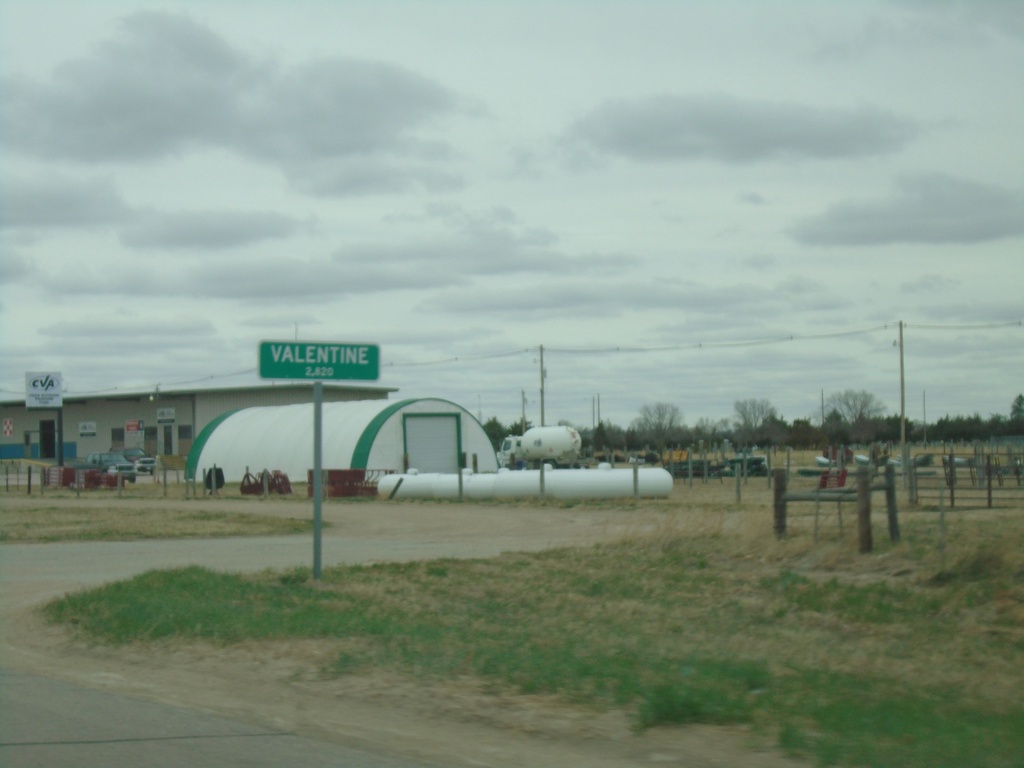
[
  {"x1": 77, "y1": 452, "x2": 136, "y2": 482},
  {"x1": 121, "y1": 448, "x2": 147, "y2": 463},
  {"x1": 106, "y1": 461, "x2": 137, "y2": 483},
  {"x1": 134, "y1": 457, "x2": 158, "y2": 474},
  {"x1": 84, "y1": 452, "x2": 132, "y2": 470}
]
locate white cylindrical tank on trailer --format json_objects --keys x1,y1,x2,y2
[
  {"x1": 517, "y1": 426, "x2": 582, "y2": 463},
  {"x1": 497, "y1": 425, "x2": 583, "y2": 468},
  {"x1": 377, "y1": 465, "x2": 673, "y2": 500}
]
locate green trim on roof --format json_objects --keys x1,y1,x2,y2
[
  {"x1": 185, "y1": 409, "x2": 242, "y2": 480},
  {"x1": 349, "y1": 399, "x2": 418, "y2": 469}
]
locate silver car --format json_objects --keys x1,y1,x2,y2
[{"x1": 134, "y1": 457, "x2": 158, "y2": 474}]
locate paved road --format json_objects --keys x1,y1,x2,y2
[
  {"x1": 0, "y1": 668, "x2": 439, "y2": 768},
  {"x1": 0, "y1": 532, "x2": 532, "y2": 768},
  {"x1": 1, "y1": 533, "x2": 517, "y2": 592}
]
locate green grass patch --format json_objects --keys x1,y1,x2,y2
[
  {"x1": 42, "y1": 529, "x2": 1024, "y2": 767},
  {"x1": 763, "y1": 570, "x2": 945, "y2": 624},
  {"x1": 774, "y1": 670, "x2": 1024, "y2": 768}
]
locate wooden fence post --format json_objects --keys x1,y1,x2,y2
[
  {"x1": 857, "y1": 467, "x2": 872, "y2": 553},
  {"x1": 773, "y1": 469, "x2": 787, "y2": 539},
  {"x1": 986, "y1": 455, "x2": 993, "y2": 509},
  {"x1": 885, "y1": 463, "x2": 900, "y2": 542},
  {"x1": 948, "y1": 451, "x2": 956, "y2": 508}
]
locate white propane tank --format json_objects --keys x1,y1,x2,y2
[{"x1": 378, "y1": 466, "x2": 672, "y2": 500}]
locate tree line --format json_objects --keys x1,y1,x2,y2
[{"x1": 481, "y1": 392, "x2": 1024, "y2": 453}]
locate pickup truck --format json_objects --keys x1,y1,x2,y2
[{"x1": 81, "y1": 452, "x2": 137, "y2": 482}]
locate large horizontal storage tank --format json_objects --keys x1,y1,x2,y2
[
  {"x1": 187, "y1": 398, "x2": 498, "y2": 481},
  {"x1": 378, "y1": 465, "x2": 674, "y2": 500}
]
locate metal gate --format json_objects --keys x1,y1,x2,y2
[{"x1": 403, "y1": 413, "x2": 461, "y2": 473}]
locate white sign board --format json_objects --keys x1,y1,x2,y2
[
  {"x1": 157, "y1": 408, "x2": 176, "y2": 424},
  {"x1": 26, "y1": 372, "x2": 63, "y2": 409},
  {"x1": 79, "y1": 421, "x2": 97, "y2": 437}
]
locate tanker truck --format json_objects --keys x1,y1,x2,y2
[{"x1": 496, "y1": 426, "x2": 583, "y2": 469}]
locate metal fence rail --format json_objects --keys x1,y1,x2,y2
[{"x1": 910, "y1": 453, "x2": 1024, "y2": 509}]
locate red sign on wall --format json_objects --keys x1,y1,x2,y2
[{"x1": 125, "y1": 419, "x2": 143, "y2": 434}]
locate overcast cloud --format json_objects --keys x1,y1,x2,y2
[
  {"x1": 791, "y1": 174, "x2": 1024, "y2": 245},
  {"x1": 568, "y1": 95, "x2": 918, "y2": 164},
  {"x1": 1, "y1": 1, "x2": 1021, "y2": 430}
]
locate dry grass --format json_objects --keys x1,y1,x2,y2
[
  {"x1": 0, "y1": 500, "x2": 310, "y2": 541},
  {"x1": 42, "y1": 497, "x2": 1024, "y2": 766},
  {"x1": 12, "y1": 455, "x2": 1024, "y2": 766}
]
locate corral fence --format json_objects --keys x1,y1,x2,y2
[
  {"x1": 4, "y1": 461, "x2": 397, "y2": 501},
  {"x1": 909, "y1": 451, "x2": 1024, "y2": 510},
  {"x1": 7, "y1": 465, "x2": 140, "y2": 497},
  {"x1": 3, "y1": 459, "x2": 193, "y2": 497},
  {"x1": 773, "y1": 466, "x2": 900, "y2": 553}
]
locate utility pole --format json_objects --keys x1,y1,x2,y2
[
  {"x1": 539, "y1": 344, "x2": 546, "y2": 427},
  {"x1": 899, "y1": 320, "x2": 907, "y2": 485},
  {"x1": 923, "y1": 390, "x2": 927, "y2": 445},
  {"x1": 520, "y1": 389, "x2": 526, "y2": 435}
]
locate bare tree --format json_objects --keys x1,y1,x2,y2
[
  {"x1": 825, "y1": 389, "x2": 886, "y2": 424},
  {"x1": 630, "y1": 402, "x2": 684, "y2": 449},
  {"x1": 733, "y1": 398, "x2": 777, "y2": 445},
  {"x1": 692, "y1": 416, "x2": 732, "y2": 446}
]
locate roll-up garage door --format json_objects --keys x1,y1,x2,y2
[{"x1": 404, "y1": 414, "x2": 460, "y2": 473}]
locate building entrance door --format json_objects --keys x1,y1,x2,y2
[{"x1": 39, "y1": 420, "x2": 56, "y2": 459}]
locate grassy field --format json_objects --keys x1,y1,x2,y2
[
  {"x1": 16, "y1": 476, "x2": 1023, "y2": 768},
  {"x1": 0, "y1": 499, "x2": 311, "y2": 542}
]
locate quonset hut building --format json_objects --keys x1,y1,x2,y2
[{"x1": 186, "y1": 398, "x2": 499, "y2": 481}]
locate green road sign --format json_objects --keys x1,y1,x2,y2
[{"x1": 258, "y1": 341, "x2": 380, "y2": 381}]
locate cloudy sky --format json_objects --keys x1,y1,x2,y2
[{"x1": 2, "y1": 0, "x2": 1022, "y2": 430}]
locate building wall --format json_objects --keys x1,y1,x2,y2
[{"x1": 0, "y1": 385, "x2": 390, "y2": 461}]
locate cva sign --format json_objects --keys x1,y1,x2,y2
[{"x1": 26, "y1": 371, "x2": 63, "y2": 409}]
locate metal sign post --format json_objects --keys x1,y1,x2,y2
[
  {"x1": 258, "y1": 340, "x2": 380, "y2": 581},
  {"x1": 313, "y1": 380, "x2": 323, "y2": 580}
]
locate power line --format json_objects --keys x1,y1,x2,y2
[
  {"x1": 907, "y1": 320, "x2": 1023, "y2": 331},
  {"x1": 389, "y1": 321, "x2": 1021, "y2": 365},
  {"x1": 391, "y1": 323, "x2": 895, "y2": 362},
  {"x1": 383, "y1": 348, "x2": 533, "y2": 367},
  {"x1": 9, "y1": 320, "x2": 1020, "y2": 396}
]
